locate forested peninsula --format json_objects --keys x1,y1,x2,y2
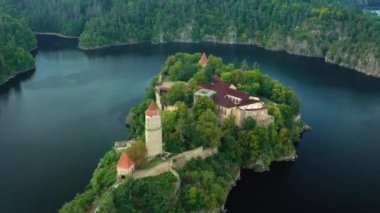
[
  {"x1": 0, "y1": 14, "x2": 36, "y2": 85},
  {"x1": 1, "y1": 0, "x2": 380, "y2": 77},
  {"x1": 59, "y1": 52, "x2": 305, "y2": 212}
]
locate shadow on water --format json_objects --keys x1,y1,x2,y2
[
  {"x1": 36, "y1": 34, "x2": 78, "y2": 51},
  {"x1": 0, "y1": 69, "x2": 36, "y2": 95}
]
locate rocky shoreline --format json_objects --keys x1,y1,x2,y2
[
  {"x1": 34, "y1": 32, "x2": 79, "y2": 39},
  {"x1": 217, "y1": 171, "x2": 241, "y2": 213},
  {"x1": 216, "y1": 122, "x2": 311, "y2": 212}
]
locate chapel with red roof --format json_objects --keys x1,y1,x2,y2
[
  {"x1": 117, "y1": 153, "x2": 135, "y2": 180},
  {"x1": 194, "y1": 75, "x2": 274, "y2": 127}
]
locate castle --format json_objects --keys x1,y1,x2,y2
[
  {"x1": 116, "y1": 101, "x2": 163, "y2": 179},
  {"x1": 194, "y1": 54, "x2": 274, "y2": 127},
  {"x1": 144, "y1": 101, "x2": 163, "y2": 159}
]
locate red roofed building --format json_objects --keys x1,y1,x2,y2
[
  {"x1": 194, "y1": 75, "x2": 274, "y2": 127},
  {"x1": 199, "y1": 52, "x2": 208, "y2": 67},
  {"x1": 145, "y1": 101, "x2": 160, "y2": 117},
  {"x1": 117, "y1": 153, "x2": 135, "y2": 180}
]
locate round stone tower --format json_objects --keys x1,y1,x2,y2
[{"x1": 145, "y1": 101, "x2": 163, "y2": 159}]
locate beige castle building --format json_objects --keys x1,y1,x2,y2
[
  {"x1": 195, "y1": 75, "x2": 274, "y2": 127},
  {"x1": 145, "y1": 101, "x2": 163, "y2": 159}
]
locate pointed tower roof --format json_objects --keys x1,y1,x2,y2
[
  {"x1": 117, "y1": 153, "x2": 134, "y2": 169},
  {"x1": 145, "y1": 101, "x2": 160, "y2": 116},
  {"x1": 199, "y1": 52, "x2": 208, "y2": 66}
]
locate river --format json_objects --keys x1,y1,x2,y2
[
  {"x1": 2, "y1": 36, "x2": 380, "y2": 212},
  {"x1": 364, "y1": 7, "x2": 380, "y2": 15}
]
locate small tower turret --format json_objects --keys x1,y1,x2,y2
[{"x1": 199, "y1": 52, "x2": 208, "y2": 67}]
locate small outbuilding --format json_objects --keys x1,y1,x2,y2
[{"x1": 117, "y1": 153, "x2": 135, "y2": 180}]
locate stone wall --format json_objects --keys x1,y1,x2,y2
[
  {"x1": 133, "y1": 161, "x2": 171, "y2": 179},
  {"x1": 132, "y1": 146, "x2": 218, "y2": 180},
  {"x1": 240, "y1": 108, "x2": 274, "y2": 127},
  {"x1": 172, "y1": 146, "x2": 218, "y2": 169}
]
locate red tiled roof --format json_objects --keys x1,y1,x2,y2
[
  {"x1": 145, "y1": 101, "x2": 160, "y2": 116},
  {"x1": 117, "y1": 153, "x2": 134, "y2": 169},
  {"x1": 197, "y1": 75, "x2": 259, "y2": 108},
  {"x1": 199, "y1": 52, "x2": 208, "y2": 65},
  {"x1": 212, "y1": 75, "x2": 221, "y2": 82},
  {"x1": 159, "y1": 86, "x2": 169, "y2": 91}
]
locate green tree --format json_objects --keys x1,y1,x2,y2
[
  {"x1": 125, "y1": 141, "x2": 147, "y2": 168},
  {"x1": 243, "y1": 117, "x2": 257, "y2": 130},
  {"x1": 196, "y1": 109, "x2": 221, "y2": 148},
  {"x1": 192, "y1": 96, "x2": 215, "y2": 120},
  {"x1": 161, "y1": 82, "x2": 192, "y2": 106}
]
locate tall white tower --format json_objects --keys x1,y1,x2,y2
[{"x1": 145, "y1": 101, "x2": 163, "y2": 159}]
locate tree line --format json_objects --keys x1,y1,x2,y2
[{"x1": 1, "y1": 0, "x2": 380, "y2": 76}]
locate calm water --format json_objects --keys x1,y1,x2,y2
[
  {"x1": 365, "y1": 9, "x2": 380, "y2": 15},
  {"x1": 1, "y1": 36, "x2": 380, "y2": 212},
  {"x1": 364, "y1": 7, "x2": 380, "y2": 15}
]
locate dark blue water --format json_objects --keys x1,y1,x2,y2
[{"x1": 1, "y1": 36, "x2": 380, "y2": 212}]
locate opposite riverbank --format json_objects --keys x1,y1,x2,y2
[
  {"x1": 34, "y1": 32, "x2": 79, "y2": 39},
  {"x1": 77, "y1": 36, "x2": 380, "y2": 78},
  {"x1": 33, "y1": 31, "x2": 379, "y2": 79}
]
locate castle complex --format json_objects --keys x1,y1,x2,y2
[
  {"x1": 194, "y1": 53, "x2": 274, "y2": 127},
  {"x1": 144, "y1": 101, "x2": 163, "y2": 159},
  {"x1": 195, "y1": 75, "x2": 274, "y2": 127}
]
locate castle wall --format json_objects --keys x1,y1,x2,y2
[
  {"x1": 154, "y1": 86, "x2": 162, "y2": 110},
  {"x1": 241, "y1": 108, "x2": 274, "y2": 127},
  {"x1": 172, "y1": 146, "x2": 218, "y2": 169},
  {"x1": 232, "y1": 108, "x2": 242, "y2": 127},
  {"x1": 217, "y1": 105, "x2": 234, "y2": 120}
]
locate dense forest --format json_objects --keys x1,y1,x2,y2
[
  {"x1": 59, "y1": 53, "x2": 304, "y2": 212},
  {"x1": 0, "y1": 13, "x2": 36, "y2": 85},
  {"x1": 1, "y1": 0, "x2": 380, "y2": 77}
]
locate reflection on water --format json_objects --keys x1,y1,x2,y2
[{"x1": 0, "y1": 69, "x2": 35, "y2": 95}]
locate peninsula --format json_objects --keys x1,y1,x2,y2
[
  {"x1": 59, "y1": 52, "x2": 305, "y2": 212},
  {"x1": 0, "y1": 14, "x2": 36, "y2": 86}
]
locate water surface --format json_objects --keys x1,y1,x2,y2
[{"x1": 1, "y1": 36, "x2": 380, "y2": 212}]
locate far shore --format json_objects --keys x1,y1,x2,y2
[
  {"x1": 35, "y1": 33, "x2": 379, "y2": 78},
  {"x1": 34, "y1": 32, "x2": 79, "y2": 39}
]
